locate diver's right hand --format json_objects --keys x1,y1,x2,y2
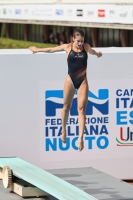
[{"x1": 28, "y1": 46, "x2": 39, "y2": 53}]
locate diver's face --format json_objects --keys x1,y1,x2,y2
[{"x1": 73, "y1": 35, "x2": 84, "y2": 49}]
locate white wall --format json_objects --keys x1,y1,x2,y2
[{"x1": 0, "y1": 47, "x2": 133, "y2": 179}]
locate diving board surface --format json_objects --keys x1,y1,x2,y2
[{"x1": 0, "y1": 157, "x2": 97, "y2": 200}]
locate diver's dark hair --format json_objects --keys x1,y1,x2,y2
[{"x1": 73, "y1": 28, "x2": 85, "y2": 38}]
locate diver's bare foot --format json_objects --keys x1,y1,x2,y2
[
  {"x1": 78, "y1": 138, "x2": 84, "y2": 151},
  {"x1": 61, "y1": 129, "x2": 66, "y2": 143}
]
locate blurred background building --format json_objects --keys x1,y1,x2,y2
[{"x1": 0, "y1": 0, "x2": 133, "y2": 47}]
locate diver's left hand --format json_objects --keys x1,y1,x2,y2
[{"x1": 97, "y1": 52, "x2": 102, "y2": 58}]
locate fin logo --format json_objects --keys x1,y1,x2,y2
[{"x1": 45, "y1": 89, "x2": 109, "y2": 117}]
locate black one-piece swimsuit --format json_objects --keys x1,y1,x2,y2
[{"x1": 67, "y1": 45, "x2": 88, "y2": 89}]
